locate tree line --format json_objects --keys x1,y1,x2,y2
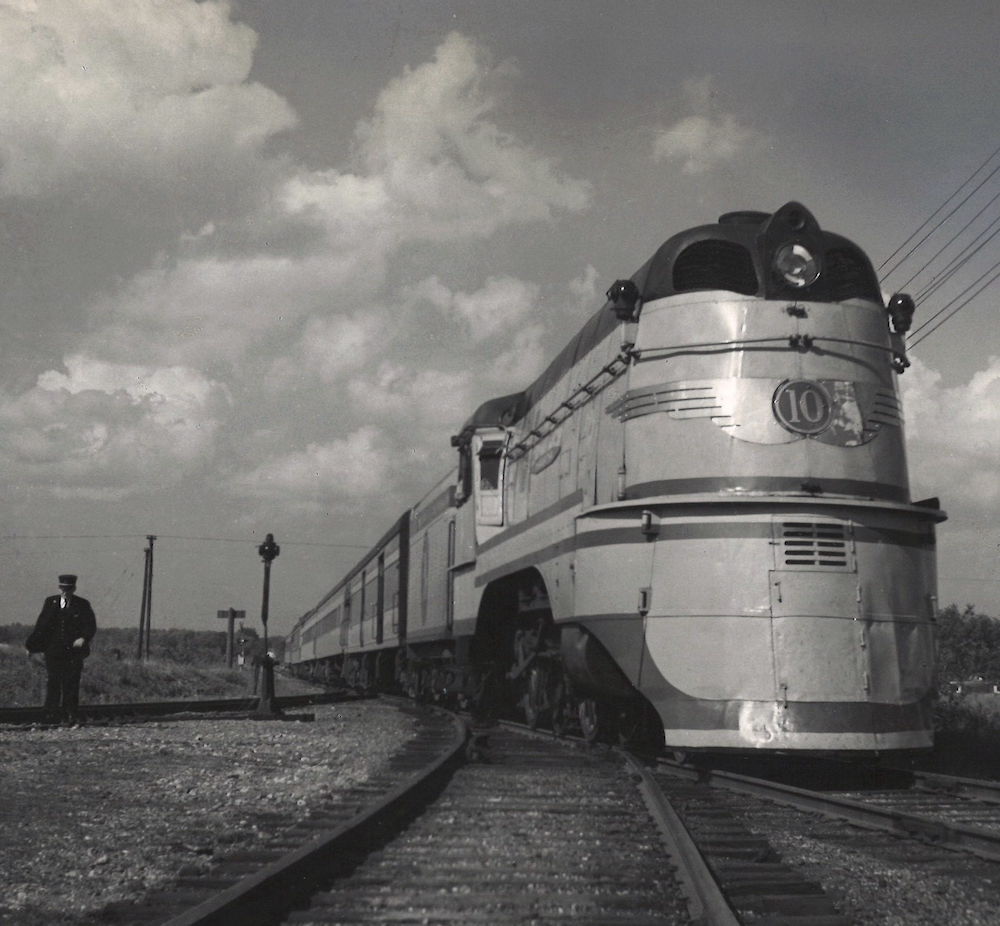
[
  {"x1": 0, "y1": 624, "x2": 278, "y2": 665},
  {"x1": 934, "y1": 605, "x2": 1000, "y2": 685}
]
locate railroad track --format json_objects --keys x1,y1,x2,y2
[
  {"x1": 279, "y1": 722, "x2": 691, "y2": 925},
  {"x1": 658, "y1": 759, "x2": 1000, "y2": 861},
  {"x1": 93, "y1": 698, "x2": 466, "y2": 925},
  {"x1": 652, "y1": 756, "x2": 1000, "y2": 924},
  {"x1": 90, "y1": 705, "x2": 740, "y2": 925},
  {"x1": 24, "y1": 690, "x2": 1000, "y2": 924},
  {"x1": 0, "y1": 689, "x2": 363, "y2": 726}
]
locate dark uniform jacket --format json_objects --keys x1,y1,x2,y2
[{"x1": 26, "y1": 595, "x2": 97, "y2": 657}]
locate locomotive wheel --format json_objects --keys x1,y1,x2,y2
[
  {"x1": 578, "y1": 697, "x2": 609, "y2": 744},
  {"x1": 550, "y1": 674, "x2": 570, "y2": 736}
]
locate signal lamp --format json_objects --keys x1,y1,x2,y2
[
  {"x1": 773, "y1": 243, "x2": 820, "y2": 288},
  {"x1": 607, "y1": 279, "x2": 641, "y2": 320}
]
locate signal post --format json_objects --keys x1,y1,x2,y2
[{"x1": 255, "y1": 533, "x2": 281, "y2": 717}]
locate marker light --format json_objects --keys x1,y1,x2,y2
[
  {"x1": 606, "y1": 279, "x2": 641, "y2": 321},
  {"x1": 773, "y1": 243, "x2": 820, "y2": 288},
  {"x1": 887, "y1": 293, "x2": 915, "y2": 333}
]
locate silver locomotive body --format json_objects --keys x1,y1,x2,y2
[{"x1": 288, "y1": 203, "x2": 944, "y2": 754}]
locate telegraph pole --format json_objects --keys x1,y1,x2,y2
[
  {"x1": 216, "y1": 607, "x2": 245, "y2": 668},
  {"x1": 144, "y1": 535, "x2": 156, "y2": 660},
  {"x1": 137, "y1": 542, "x2": 150, "y2": 660}
]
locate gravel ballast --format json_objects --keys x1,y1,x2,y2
[{"x1": 0, "y1": 700, "x2": 418, "y2": 925}]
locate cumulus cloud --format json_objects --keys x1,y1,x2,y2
[
  {"x1": 347, "y1": 365, "x2": 476, "y2": 432},
  {"x1": 86, "y1": 251, "x2": 366, "y2": 367},
  {"x1": 76, "y1": 29, "x2": 587, "y2": 374},
  {"x1": 568, "y1": 265, "x2": 603, "y2": 306},
  {"x1": 901, "y1": 356, "x2": 1000, "y2": 512},
  {"x1": 0, "y1": 354, "x2": 227, "y2": 498},
  {"x1": 272, "y1": 313, "x2": 385, "y2": 385},
  {"x1": 452, "y1": 276, "x2": 540, "y2": 341},
  {"x1": 4, "y1": 21, "x2": 592, "y2": 512},
  {"x1": 281, "y1": 32, "x2": 589, "y2": 249},
  {"x1": 0, "y1": 0, "x2": 295, "y2": 197},
  {"x1": 653, "y1": 76, "x2": 758, "y2": 174},
  {"x1": 231, "y1": 426, "x2": 393, "y2": 503}
]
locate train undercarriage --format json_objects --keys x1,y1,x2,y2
[{"x1": 290, "y1": 620, "x2": 666, "y2": 753}]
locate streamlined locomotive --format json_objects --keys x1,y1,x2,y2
[{"x1": 286, "y1": 202, "x2": 945, "y2": 753}]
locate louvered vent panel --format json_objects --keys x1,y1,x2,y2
[
  {"x1": 823, "y1": 248, "x2": 881, "y2": 302},
  {"x1": 672, "y1": 240, "x2": 759, "y2": 295},
  {"x1": 780, "y1": 521, "x2": 851, "y2": 570}
]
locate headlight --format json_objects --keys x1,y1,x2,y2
[{"x1": 773, "y1": 243, "x2": 820, "y2": 288}]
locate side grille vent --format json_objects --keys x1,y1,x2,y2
[
  {"x1": 779, "y1": 521, "x2": 851, "y2": 570},
  {"x1": 823, "y1": 248, "x2": 881, "y2": 302},
  {"x1": 673, "y1": 240, "x2": 759, "y2": 296}
]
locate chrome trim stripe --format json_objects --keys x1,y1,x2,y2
[
  {"x1": 625, "y1": 476, "x2": 909, "y2": 503},
  {"x1": 474, "y1": 520, "x2": 933, "y2": 586}
]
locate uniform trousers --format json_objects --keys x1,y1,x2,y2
[{"x1": 43, "y1": 649, "x2": 85, "y2": 719}]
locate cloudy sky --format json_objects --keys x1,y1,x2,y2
[{"x1": 2, "y1": 0, "x2": 998, "y2": 639}]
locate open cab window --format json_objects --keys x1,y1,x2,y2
[{"x1": 473, "y1": 430, "x2": 507, "y2": 527}]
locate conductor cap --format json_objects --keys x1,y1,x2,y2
[{"x1": 58, "y1": 574, "x2": 78, "y2": 587}]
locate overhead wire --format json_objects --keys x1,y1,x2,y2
[
  {"x1": 908, "y1": 262, "x2": 1000, "y2": 349},
  {"x1": 879, "y1": 140, "x2": 1000, "y2": 280},
  {"x1": 0, "y1": 532, "x2": 371, "y2": 550},
  {"x1": 909, "y1": 249, "x2": 1000, "y2": 339},
  {"x1": 876, "y1": 141, "x2": 1000, "y2": 350},
  {"x1": 897, "y1": 186, "x2": 1000, "y2": 293},
  {"x1": 913, "y1": 215, "x2": 1000, "y2": 302}
]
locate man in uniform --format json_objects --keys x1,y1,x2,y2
[{"x1": 25, "y1": 574, "x2": 97, "y2": 723}]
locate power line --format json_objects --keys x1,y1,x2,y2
[
  {"x1": 0, "y1": 532, "x2": 371, "y2": 549},
  {"x1": 899, "y1": 187, "x2": 1000, "y2": 294},
  {"x1": 909, "y1": 261, "x2": 1000, "y2": 348},
  {"x1": 875, "y1": 141, "x2": 1000, "y2": 350},
  {"x1": 913, "y1": 214, "x2": 1000, "y2": 302},
  {"x1": 879, "y1": 141, "x2": 1000, "y2": 279}
]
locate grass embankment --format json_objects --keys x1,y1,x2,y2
[{"x1": 0, "y1": 649, "x2": 263, "y2": 707}]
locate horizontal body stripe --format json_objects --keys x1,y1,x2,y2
[
  {"x1": 478, "y1": 489, "x2": 584, "y2": 554},
  {"x1": 475, "y1": 538, "x2": 576, "y2": 587},
  {"x1": 626, "y1": 476, "x2": 909, "y2": 503},
  {"x1": 577, "y1": 523, "x2": 934, "y2": 550},
  {"x1": 476, "y1": 519, "x2": 935, "y2": 585}
]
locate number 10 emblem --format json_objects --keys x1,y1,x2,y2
[{"x1": 772, "y1": 380, "x2": 833, "y2": 435}]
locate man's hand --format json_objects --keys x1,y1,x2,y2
[{"x1": 72, "y1": 638, "x2": 85, "y2": 649}]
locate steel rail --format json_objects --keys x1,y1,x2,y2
[
  {"x1": 658, "y1": 758, "x2": 1000, "y2": 863},
  {"x1": 160, "y1": 705, "x2": 467, "y2": 926},
  {"x1": 901, "y1": 767, "x2": 1000, "y2": 805},
  {"x1": 620, "y1": 751, "x2": 741, "y2": 926},
  {"x1": 494, "y1": 719, "x2": 743, "y2": 922},
  {"x1": 0, "y1": 690, "x2": 361, "y2": 725}
]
